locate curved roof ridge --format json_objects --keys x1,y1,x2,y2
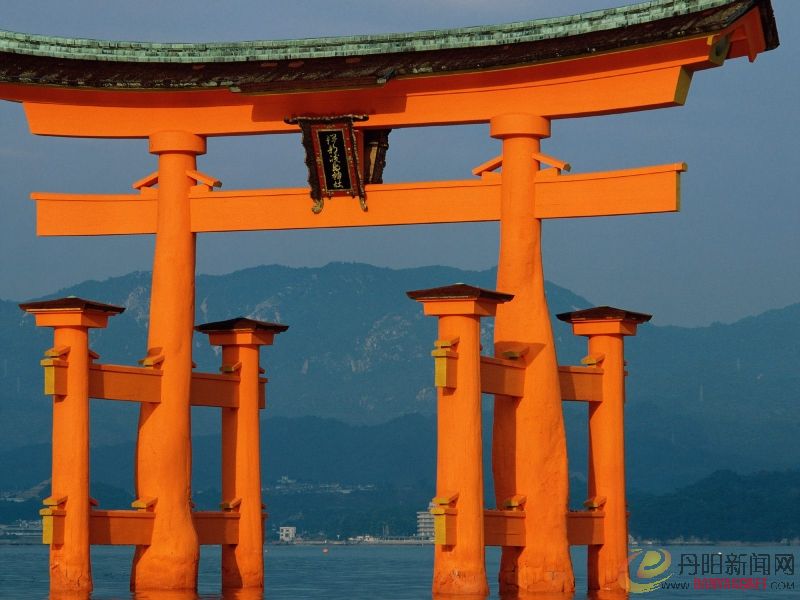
[{"x1": 0, "y1": 0, "x2": 737, "y2": 63}]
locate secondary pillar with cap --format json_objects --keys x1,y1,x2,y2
[
  {"x1": 408, "y1": 283, "x2": 513, "y2": 598},
  {"x1": 557, "y1": 306, "x2": 651, "y2": 592},
  {"x1": 19, "y1": 297, "x2": 124, "y2": 593},
  {"x1": 196, "y1": 317, "x2": 288, "y2": 590}
]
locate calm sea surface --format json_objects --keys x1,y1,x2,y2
[{"x1": 0, "y1": 544, "x2": 796, "y2": 599}]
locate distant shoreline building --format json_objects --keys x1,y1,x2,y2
[
  {"x1": 278, "y1": 526, "x2": 297, "y2": 543},
  {"x1": 416, "y1": 503, "x2": 434, "y2": 541}
]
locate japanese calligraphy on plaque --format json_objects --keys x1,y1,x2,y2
[{"x1": 287, "y1": 115, "x2": 368, "y2": 214}]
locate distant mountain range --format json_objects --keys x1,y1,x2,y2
[{"x1": 0, "y1": 262, "x2": 797, "y2": 495}]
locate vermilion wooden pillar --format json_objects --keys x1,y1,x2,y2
[
  {"x1": 408, "y1": 284, "x2": 512, "y2": 598},
  {"x1": 196, "y1": 317, "x2": 288, "y2": 590},
  {"x1": 132, "y1": 130, "x2": 206, "y2": 591},
  {"x1": 558, "y1": 306, "x2": 651, "y2": 592},
  {"x1": 20, "y1": 297, "x2": 124, "y2": 594},
  {"x1": 491, "y1": 113, "x2": 574, "y2": 594}
]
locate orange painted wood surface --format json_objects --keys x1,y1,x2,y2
[
  {"x1": 483, "y1": 510, "x2": 526, "y2": 547},
  {"x1": 194, "y1": 512, "x2": 241, "y2": 545},
  {"x1": 45, "y1": 511, "x2": 244, "y2": 546},
  {"x1": 33, "y1": 163, "x2": 683, "y2": 236},
  {"x1": 90, "y1": 511, "x2": 155, "y2": 546},
  {"x1": 13, "y1": 60, "x2": 695, "y2": 137},
  {"x1": 479, "y1": 356, "x2": 525, "y2": 398},
  {"x1": 534, "y1": 163, "x2": 685, "y2": 219},
  {"x1": 559, "y1": 366, "x2": 604, "y2": 403},
  {"x1": 89, "y1": 364, "x2": 162, "y2": 404},
  {"x1": 566, "y1": 511, "x2": 605, "y2": 546},
  {"x1": 43, "y1": 361, "x2": 265, "y2": 409}
]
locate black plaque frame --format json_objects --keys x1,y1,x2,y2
[{"x1": 287, "y1": 115, "x2": 368, "y2": 214}]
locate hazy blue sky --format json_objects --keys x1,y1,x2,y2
[{"x1": 0, "y1": 1, "x2": 797, "y2": 326}]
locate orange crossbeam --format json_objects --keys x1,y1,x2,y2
[
  {"x1": 566, "y1": 511, "x2": 605, "y2": 545},
  {"x1": 16, "y1": 61, "x2": 696, "y2": 138},
  {"x1": 89, "y1": 364, "x2": 162, "y2": 404},
  {"x1": 33, "y1": 163, "x2": 684, "y2": 236},
  {"x1": 478, "y1": 510, "x2": 604, "y2": 547},
  {"x1": 193, "y1": 511, "x2": 241, "y2": 545},
  {"x1": 42, "y1": 361, "x2": 264, "y2": 408},
  {"x1": 43, "y1": 510, "x2": 245, "y2": 546},
  {"x1": 190, "y1": 371, "x2": 267, "y2": 409},
  {"x1": 435, "y1": 354, "x2": 602, "y2": 402},
  {"x1": 90, "y1": 510, "x2": 155, "y2": 545},
  {"x1": 535, "y1": 162, "x2": 686, "y2": 219},
  {"x1": 484, "y1": 510, "x2": 526, "y2": 547},
  {"x1": 479, "y1": 356, "x2": 525, "y2": 397},
  {"x1": 559, "y1": 366, "x2": 604, "y2": 403}
]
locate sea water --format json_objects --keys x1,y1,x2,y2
[{"x1": 0, "y1": 544, "x2": 796, "y2": 599}]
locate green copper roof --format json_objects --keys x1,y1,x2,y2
[{"x1": 0, "y1": 0, "x2": 771, "y2": 63}]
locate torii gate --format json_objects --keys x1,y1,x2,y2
[{"x1": 0, "y1": 0, "x2": 777, "y2": 596}]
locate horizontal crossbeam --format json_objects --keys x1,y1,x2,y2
[
  {"x1": 558, "y1": 366, "x2": 604, "y2": 403},
  {"x1": 42, "y1": 509, "x2": 247, "y2": 546},
  {"x1": 484, "y1": 509, "x2": 526, "y2": 547},
  {"x1": 428, "y1": 508, "x2": 605, "y2": 547},
  {"x1": 480, "y1": 356, "x2": 525, "y2": 398},
  {"x1": 33, "y1": 163, "x2": 683, "y2": 236},
  {"x1": 566, "y1": 510, "x2": 605, "y2": 545},
  {"x1": 15, "y1": 62, "x2": 697, "y2": 137},
  {"x1": 41, "y1": 361, "x2": 265, "y2": 408}
]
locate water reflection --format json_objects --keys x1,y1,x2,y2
[
  {"x1": 586, "y1": 591, "x2": 629, "y2": 600},
  {"x1": 496, "y1": 592, "x2": 577, "y2": 600},
  {"x1": 49, "y1": 592, "x2": 91, "y2": 600},
  {"x1": 132, "y1": 592, "x2": 202, "y2": 600}
]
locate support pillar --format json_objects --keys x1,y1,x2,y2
[
  {"x1": 20, "y1": 297, "x2": 124, "y2": 593},
  {"x1": 408, "y1": 284, "x2": 512, "y2": 598},
  {"x1": 557, "y1": 307, "x2": 651, "y2": 592},
  {"x1": 132, "y1": 130, "x2": 206, "y2": 591},
  {"x1": 196, "y1": 317, "x2": 288, "y2": 590},
  {"x1": 490, "y1": 114, "x2": 574, "y2": 593}
]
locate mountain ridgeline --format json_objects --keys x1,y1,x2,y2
[{"x1": 0, "y1": 262, "x2": 797, "y2": 494}]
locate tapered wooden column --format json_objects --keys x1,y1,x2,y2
[
  {"x1": 20, "y1": 297, "x2": 124, "y2": 593},
  {"x1": 490, "y1": 114, "x2": 574, "y2": 594},
  {"x1": 132, "y1": 130, "x2": 205, "y2": 591},
  {"x1": 196, "y1": 317, "x2": 288, "y2": 590},
  {"x1": 558, "y1": 306, "x2": 651, "y2": 592},
  {"x1": 409, "y1": 284, "x2": 512, "y2": 598}
]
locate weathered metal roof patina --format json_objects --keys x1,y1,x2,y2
[{"x1": 0, "y1": 0, "x2": 778, "y2": 93}]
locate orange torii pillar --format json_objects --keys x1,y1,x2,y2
[
  {"x1": 132, "y1": 130, "x2": 205, "y2": 590},
  {"x1": 557, "y1": 306, "x2": 651, "y2": 592},
  {"x1": 408, "y1": 283, "x2": 513, "y2": 598},
  {"x1": 19, "y1": 297, "x2": 124, "y2": 594},
  {"x1": 490, "y1": 113, "x2": 574, "y2": 593},
  {"x1": 195, "y1": 317, "x2": 288, "y2": 590}
]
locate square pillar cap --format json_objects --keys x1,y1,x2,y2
[
  {"x1": 19, "y1": 296, "x2": 125, "y2": 315},
  {"x1": 556, "y1": 306, "x2": 651, "y2": 325},
  {"x1": 195, "y1": 317, "x2": 288, "y2": 335},
  {"x1": 406, "y1": 283, "x2": 513, "y2": 304}
]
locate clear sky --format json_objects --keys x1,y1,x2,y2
[{"x1": 0, "y1": 1, "x2": 797, "y2": 326}]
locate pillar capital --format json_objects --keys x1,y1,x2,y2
[
  {"x1": 557, "y1": 306, "x2": 651, "y2": 337},
  {"x1": 490, "y1": 114, "x2": 550, "y2": 139},
  {"x1": 20, "y1": 297, "x2": 124, "y2": 329},
  {"x1": 149, "y1": 130, "x2": 206, "y2": 155},
  {"x1": 407, "y1": 283, "x2": 513, "y2": 317},
  {"x1": 195, "y1": 317, "x2": 288, "y2": 347}
]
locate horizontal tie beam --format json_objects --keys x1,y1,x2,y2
[
  {"x1": 429, "y1": 509, "x2": 604, "y2": 548},
  {"x1": 42, "y1": 361, "x2": 265, "y2": 408},
  {"x1": 558, "y1": 366, "x2": 604, "y2": 403},
  {"x1": 32, "y1": 163, "x2": 684, "y2": 236},
  {"x1": 42, "y1": 509, "x2": 250, "y2": 546}
]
